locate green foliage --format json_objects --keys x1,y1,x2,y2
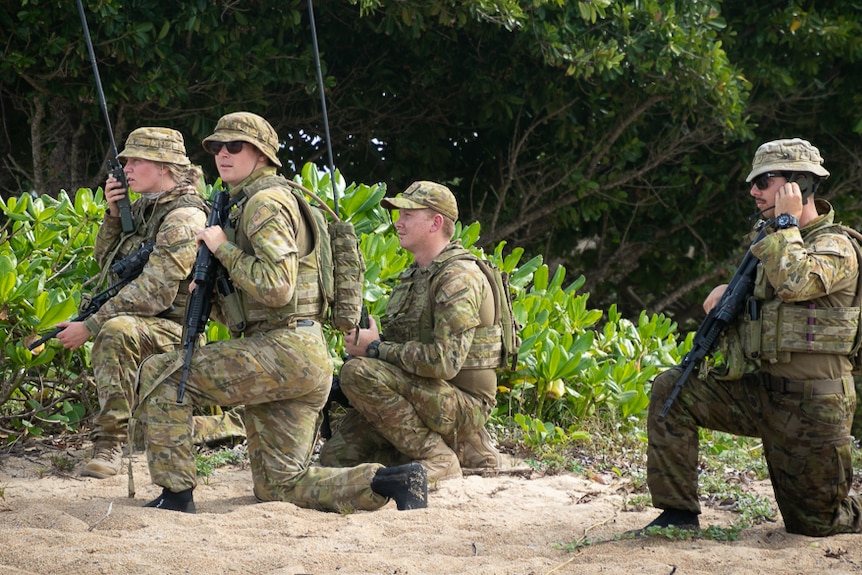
[
  {"x1": 195, "y1": 445, "x2": 247, "y2": 480},
  {"x1": 0, "y1": 188, "x2": 104, "y2": 441},
  {"x1": 6, "y1": 0, "x2": 862, "y2": 335},
  {"x1": 1, "y1": 162, "x2": 687, "y2": 447},
  {"x1": 498, "y1": 283, "x2": 679, "y2": 442}
]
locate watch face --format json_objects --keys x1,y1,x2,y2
[{"x1": 776, "y1": 214, "x2": 797, "y2": 228}]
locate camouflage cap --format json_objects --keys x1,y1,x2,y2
[
  {"x1": 380, "y1": 181, "x2": 458, "y2": 221},
  {"x1": 745, "y1": 138, "x2": 830, "y2": 182},
  {"x1": 118, "y1": 127, "x2": 190, "y2": 166},
  {"x1": 202, "y1": 112, "x2": 282, "y2": 167}
]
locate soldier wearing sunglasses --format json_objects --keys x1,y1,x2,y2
[
  {"x1": 136, "y1": 112, "x2": 427, "y2": 514},
  {"x1": 638, "y1": 138, "x2": 862, "y2": 537}
]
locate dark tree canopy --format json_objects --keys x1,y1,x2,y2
[{"x1": 2, "y1": 0, "x2": 862, "y2": 324}]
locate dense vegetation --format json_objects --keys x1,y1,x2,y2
[
  {"x1": 5, "y1": 0, "x2": 861, "y2": 533},
  {"x1": 0, "y1": 165, "x2": 682, "y2": 444},
  {"x1": 3, "y1": 1, "x2": 862, "y2": 324}
]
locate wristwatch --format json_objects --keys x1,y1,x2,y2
[
  {"x1": 365, "y1": 339, "x2": 381, "y2": 358},
  {"x1": 775, "y1": 213, "x2": 799, "y2": 230}
]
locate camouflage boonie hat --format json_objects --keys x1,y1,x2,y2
[
  {"x1": 118, "y1": 127, "x2": 190, "y2": 166},
  {"x1": 201, "y1": 112, "x2": 282, "y2": 167},
  {"x1": 745, "y1": 138, "x2": 830, "y2": 182},
  {"x1": 380, "y1": 180, "x2": 458, "y2": 222}
]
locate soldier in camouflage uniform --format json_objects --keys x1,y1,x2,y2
[
  {"x1": 138, "y1": 112, "x2": 427, "y2": 514},
  {"x1": 640, "y1": 138, "x2": 862, "y2": 536},
  {"x1": 319, "y1": 181, "x2": 504, "y2": 483},
  {"x1": 55, "y1": 127, "x2": 244, "y2": 479}
]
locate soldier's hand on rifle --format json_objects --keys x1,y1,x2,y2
[
  {"x1": 344, "y1": 316, "x2": 379, "y2": 357},
  {"x1": 104, "y1": 175, "x2": 127, "y2": 218},
  {"x1": 197, "y1": 225, "x2": 228, "y2": 253},
  {"x1": 703, "y1": 284, "x2": 728, "y2": 314},
  {"x1": 55, "y1": 321, "x2": 92, "y2": 350}
]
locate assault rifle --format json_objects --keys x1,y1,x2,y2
[
  {"x1": 176, "y1": 190, "x2": 240, "y2": 403},
  {"x1": 28, "y1": 241, "x2": 155, "y2": 350},
  {"x1": 658, "y1": 223, "x2": 771, "y2": 419},
  {"x1": 76, "y1": 0, "x2": 134, "y2": 233}
]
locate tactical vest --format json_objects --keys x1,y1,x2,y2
[
  {"x1": 109, "y1": 188, "x2": 207, "y2": 323},
  {"x1": 231, "y1": 173, "x2": 325, "y2": 335},
  {"x1": 716, "y1": 216, "x2": 861, "y2": 379},
  {"x1": 384, "y1": 244, "x2": 501, "y2": 401}
]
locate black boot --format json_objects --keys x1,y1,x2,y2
[
  {"x1": 144, "y1": 487, "x2": 196, "y2": 513},
  {"x1": 628, "y1": 508, "x2": 700, "y2": 534},
  {"x1": 371, "y1": 462, "x2": 428, "y2": 511}
]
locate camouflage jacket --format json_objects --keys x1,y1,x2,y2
[
  {"x1": 747, "y1": 199, "x2": 859, "y2": 380},
  {"x1": 378, "y1": 242, "x2": 497, "y2": 401},
  {"x1": 214, "y1": 167, "x2": 321, "y2": 337},
  {"x1": 84, "y1": 186, "x2": 207, "y2": 334}
]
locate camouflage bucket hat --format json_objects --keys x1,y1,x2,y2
[
  {"x1": 201, "y1": 112, "x2": 282, "y2": 167},
  {"x1": 380, "y1": 180, "x2": 458, "y2": 221},
  {"x1": 745, "y1": 138, "x2": 830, "y2": 182},
  {"x1": 118, "y1": 127, "x2": 190, "y2": 166}
]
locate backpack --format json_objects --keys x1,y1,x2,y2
[
  {"x1": 284, "y1": 180, "x2": 364, "y2": 333},
  {"x1": 437, "y1": 251, "x2": 521, "y2": 371}
]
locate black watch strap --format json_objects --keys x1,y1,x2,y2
[
  {"x1": 775, "y1": 213, "x2": 799, "y2": 230},
  {"x1": 365, "y1": 339, "x2": 381, "y2": 358}
]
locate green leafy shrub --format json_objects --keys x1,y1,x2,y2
[
  {"x1": 1, "y1": 189, "x2": 105, "y2": 440},
  {"x1": 1, "y1": 163, "x2": 688, "y2": 447}
]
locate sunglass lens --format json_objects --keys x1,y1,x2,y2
[
  {"x1": 754, "y1": 174, "x2": 769, "y2": 190},
  {"x1": 206, "y1": 141, "x2": 244, "y2": 154}
]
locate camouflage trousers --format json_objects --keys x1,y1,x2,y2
[
  {"x1": 91, "y1": 315, "x2": 244, "y2": 447},
  {"x1": 138, "y1": 323, "x2": 388, "y2": 512},
  {"x1": 648, "y1": 367, "x2": 862, "y2": 536},
  {"x1": 319, "y1": 357, "x2": 490, "y2": 467},
  {"x1": 852, "y1": 374, "x2": 862, "y2": 439}
]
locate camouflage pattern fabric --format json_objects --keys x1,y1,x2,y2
[
  {"x1": 319, "y1": 408, "x2": 410, "y2": 468},
  {"x1": 118, "y1": 127, "x2": 191, "y2": 166},
  {"x1": 648, "y1": 368, "x2": 861, "y2": 535},
  {"x1": 192, "y1": 407, "x2": 246, "y2": 446},
  {"x1": 854, "y1": 375, "x2": 862, "y2": 438},
  {"x1": 321, "y1": 242, "x2": 494, "y2": 465},
  {"x1": 320, "y1": 357, "x2": 489, "y2": 465},
  {"x1": 87, "y1": 186, "x2": 242, "y2": 446},
  {"x1": 90, "y1": 314, "x2": 182, "y2": 444},
  {"x1": 87, "y1": 188, "x2": 208, "y2": 331},
  {"x1": 647, "y1": 202, "x2": 862, "y2": 536},
  {"x1": 139, "y1": 320, "x2": 387, "y2": 511},
  {"x1": 139, "y1": 166, "x2": 389, "y2": 512},
  {"x1": 750, "y1": 201, "x2": 859, "y2": 380}
]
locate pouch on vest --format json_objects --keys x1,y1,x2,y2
[{"x1": 284, "y1": 180, "x2": 365, "y2": 333}]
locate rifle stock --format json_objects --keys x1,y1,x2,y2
[
  {"x1": 176, "y1": 190, "x2": 232, "y2": 403},
  {"x1": 658, "y1": 224, "x2": 770, "y2": 419}
]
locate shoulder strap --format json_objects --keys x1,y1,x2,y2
[{"x1": 431, "y1": 250, "x2": 502, "y2": 326}]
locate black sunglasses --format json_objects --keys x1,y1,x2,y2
[
  {"x1": 205, "y1": 141, "x2": 244, "y2": 155},
  {"x1": 752, "y1": 172, "x2": 786, "y2": 191}
]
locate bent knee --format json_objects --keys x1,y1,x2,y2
[{"x1": 340, "y1": 357, "x2": 380, "y2": 391}]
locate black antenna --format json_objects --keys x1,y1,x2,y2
[
  {"x1": 77, "y1": 0, "x2": 135, "y2": 232},
  {"x1": 307, "y1": 0, "x2": 339, "y2": 214}
]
